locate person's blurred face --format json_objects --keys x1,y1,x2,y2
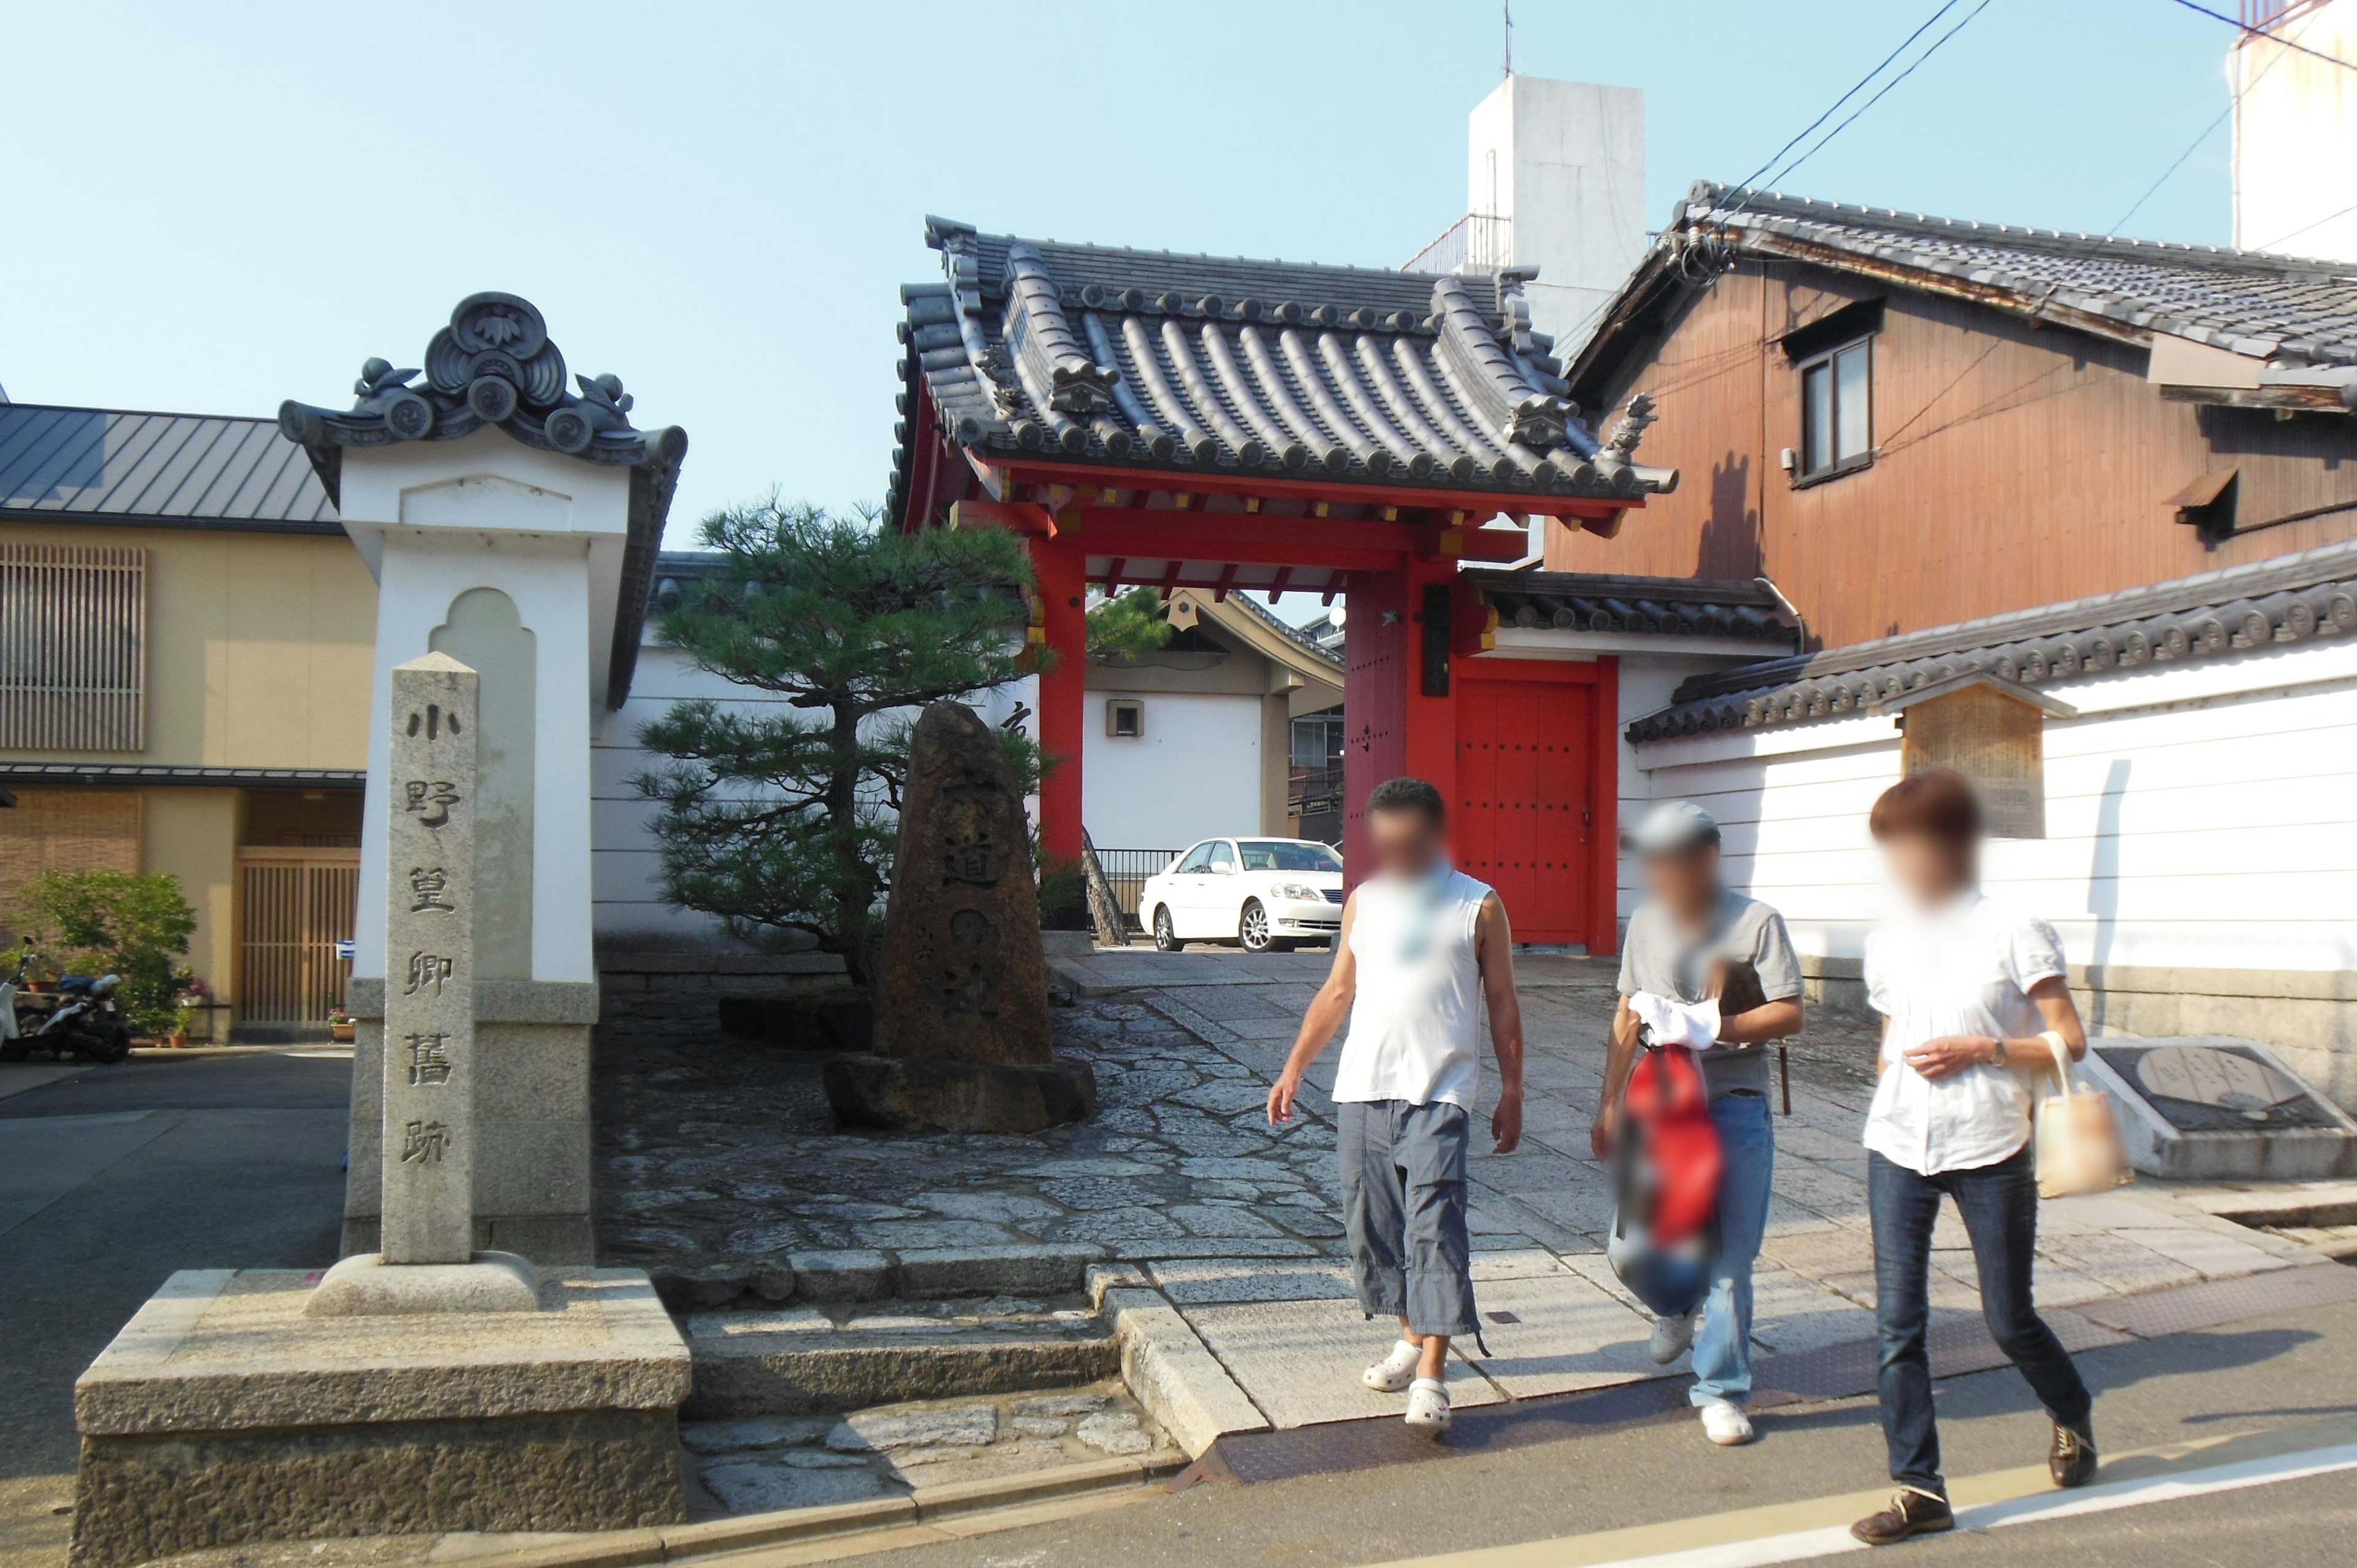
[
  {"x1": 1880, "y1": 830, "x2": 1976, "y2": 908},
  {"x1": 1641, "y1": 843, "x2": 1721, "y2": 922},
  {"x1": 1368, "y1": 806, "x2": 1447, "y2": 878}
]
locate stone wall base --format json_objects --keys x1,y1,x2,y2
[
  {"x1": 1802, "y1": 956, "x2": 2357, "y2": 1110},
  {"x1": 72, "y1": 1408, "x2": 681, "y2": 1568}
]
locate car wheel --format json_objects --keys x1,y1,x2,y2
[
  {"x1": 1152, "y1": 906, "x2": 1182, "y2": 952},
  {"x1": 1239, "y1": 899, "x2": 1274, "y2": 953}
]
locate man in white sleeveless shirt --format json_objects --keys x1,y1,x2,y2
[{"x1": 1266, "y1": 777, "x2": 1525, "y2": 1437}]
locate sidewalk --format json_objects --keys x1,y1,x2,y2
[{"x1": 597, "y1": 950, "x2": 2339, "y2": 1435}]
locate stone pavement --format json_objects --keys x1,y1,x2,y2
[{"x1": 595, "y1": 949, "x2": 2337, "y2": 1432}]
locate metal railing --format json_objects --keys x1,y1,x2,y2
[
  {"x1": 1402, "y1": 213, "x2": 1512, "y2": 275},
  {"x1": 1091, "y1": 847, "x2": 1183, "y2": 932}
]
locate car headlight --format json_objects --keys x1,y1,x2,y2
[{"x1": 1270, "y1": 882, "x2": 1324, "y2": 902}]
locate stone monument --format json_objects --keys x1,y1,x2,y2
[
  {"x1": 823, "y1": 701, "x2": 1097, "y2": 1134},
  {"x1": 69, "y1": 661, "x2": 689, "y2": 1567},
  {"x1": 2078, "y1": 1036, "x2": 2357, "y2": 1181}
]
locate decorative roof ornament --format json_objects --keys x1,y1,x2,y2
[{"x1": 278, "y1": 292, "x2": 684, "y2": 471}]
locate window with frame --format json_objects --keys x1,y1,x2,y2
[
  {"x1": 0, "y1": 543, "x2": 147, "y2": 751},
  {"x1": 1105, "y1": 698, "x2": 1144, "y2": 738},
  {"x1": 1797, "y1": 336, "x2": 1872, "y2": 481}
]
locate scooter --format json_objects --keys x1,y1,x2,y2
[{"x1": 1, "y1": 940, "x2": 133, "y2": 1064}]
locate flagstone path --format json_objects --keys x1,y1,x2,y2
[{"x1": 594, "y1": 949, "x2": 2332, "y2": 1431}]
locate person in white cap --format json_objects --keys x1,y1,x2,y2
[{"x1": 1595, "y1": 800, "x2": 1803, "y2": 1447}]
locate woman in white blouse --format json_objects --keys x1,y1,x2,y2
[{"x1": 1848, "y1": 770, "x2": 2098, "y2": 1549}]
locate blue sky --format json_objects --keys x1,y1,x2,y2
[{"x1": 1, "y1": 1, "x2": 2245, "y2": 554}]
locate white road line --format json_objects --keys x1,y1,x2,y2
[{"x1": 1574, "y1": 1441, "x2": 2357, "y2": 1568}]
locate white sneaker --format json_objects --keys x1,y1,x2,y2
[
  {"x1": 1699, "y1": 1397, "x2": 1755, "y2": 1446},
  {"x1": 1648, "y1": 1312, "x2": 1696, "y2": 1365},
  {"x1": 1404, "y1": 1377, "x2": 1452, "y2": 1436},
  {"x1": 1361, "y1": 1338, "x2": 1421, "y2": 1392}
]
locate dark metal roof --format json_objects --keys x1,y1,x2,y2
[
  {"x1": 0, "y1": 403, "x2": 338, "y2": 533},
  {"x1": 1569, "y1": 182, "x2": 2357, "y2": 406},
  {"x1": 1468, "y1": 568, "x2": 1799, "y2": 645},
  {"x1": 889, "y1": 218, "x2": 1676, "y2": 523},
  {"x1": 1627, "y1": 536, "x2": 2357, "y2": 743},
  {"x1": 0, "y1": 764, "x2": 365, "y2": 789}
]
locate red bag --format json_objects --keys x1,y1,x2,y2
[{"x1": 1617, "y1": 1043, "x2": 1722, "y2": 1247}]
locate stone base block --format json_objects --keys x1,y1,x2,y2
[
  {"x1": 822, "y1": 1054, "x2": 1097, "y2": 1134},
  {"x1": 2077, "y1": 1037, "x2": 2357, "y2": 1181},
  {"x1": 71, "y1": 1267, "x2": 690, "y2": 1568},
  {"x1": 306, "y1": 1251, "x2": 541, "y2": 1316}
]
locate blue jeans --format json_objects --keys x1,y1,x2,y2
[
  {"x1": 1691, "y1": 1088, "x2": 1774, "y2": 1407},
  {"x1": 1869, "y1": 1146, "x2": 2092, "y2": 1494}
]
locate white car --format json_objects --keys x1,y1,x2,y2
[{"x1": 1139, "y1": 837, "x2": 1345, "y2": 953}]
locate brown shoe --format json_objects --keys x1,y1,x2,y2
[
  {"x1": 2049, "y1": 1419, "x2": 2097, "y2": 1488},
  {"x1": 1851, "y1": 1488, "x2": 1955, "y2": 1546}
]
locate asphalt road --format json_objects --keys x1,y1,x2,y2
[
  {"x1": 850, "y1": 1293, "x2": 2357, "y2": 1568},
  {"x1": 0, "y1": 1050, "x2": 349, "y2": 1568}
]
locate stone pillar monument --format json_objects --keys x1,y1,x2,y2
[{"x1": 304, "y1": 652, "x2": 536, "y2": 1315}]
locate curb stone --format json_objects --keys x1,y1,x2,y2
[
  {"x1": 457, "y1": 1454, "x2": 1184, "y2": 1568},
  {"x1": 1102, "y1": 1286, "x2": 1271, "y2": 1456}
]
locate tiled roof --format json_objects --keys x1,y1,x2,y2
[
  {"x1": 1225, "y1": 589, "x2": 1345, "y2": 671},
  {"x1": 0, "y1": 403, "x2": 338, "y2": 531},
  {"x1": 1626, "y1": 537, "x2": 2357, "y2": 743},
  {"x1": 1569, "y1": 183, "x2": 2357, "y2": 403},
  {"x1": 889, "y1": 218, "x2": 1676, "y2": 524},
  {"x1": 1467, "y1": 568, "x2": 1798, "y2": 646}
]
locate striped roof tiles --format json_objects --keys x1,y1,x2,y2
[{"x1": 0, "y1": 403, "x2": 338, "y2": 531}]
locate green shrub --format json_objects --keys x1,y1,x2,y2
[{"x1": 10, "y1": 870, "x2": 196, "y2": 1035}]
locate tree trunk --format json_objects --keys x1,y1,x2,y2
[{"x1": 826, "y1": 701, "x2": 873, "y2": 990}]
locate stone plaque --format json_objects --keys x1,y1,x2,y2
[
  {"x1": 870, "y1": 702, "x2": 1051, "y2": 1067},
  {"x1": 2095, "y1": 1043, "x2": 2342, "y2": 1134},
  {"x1": 383, "y1": 652, "x2": 478, "y2": 1264}
]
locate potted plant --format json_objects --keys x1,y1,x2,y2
[
  {"x1": 171, "y1": 975, "x2": 210, "y2": 1047},
  {"x1": 327, "y1": 1006, "x2": 356, "y2": 1045}
]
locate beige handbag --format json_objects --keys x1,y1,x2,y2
[{"x1": 2033, "y1": 1031, "x2": 2134, "y2": 1199}]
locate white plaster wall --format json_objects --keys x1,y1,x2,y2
[
  {"x1": 590, "y1": 644, "x2": 812, "y2": 946},
  {"x1": 1082, "y1": 690, "x2": 1261, "y2": 851},
  {"x1": 2233, "y1": 1, "x2": 2357, "y2": 261},
  {"x1": 1469, "y1": 74, "x2": 1648, "y2": 350},
  {"x1": 1625, "y1": 640, "x2": 2357, "y2": 977}
]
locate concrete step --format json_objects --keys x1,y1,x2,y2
[{"x1": 682, "y1": 1299, "x2": 1120, "y2": 1418}]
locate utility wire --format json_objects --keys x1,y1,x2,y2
[
  {"x1": 2253, "y1": 193, "x2": 2357, "y2": 252},
  {"x1": 2108, "y1": 104, "x2": 2231, "y2": 237},
  {"x1": 2163, "y1": 0, "x2": 2357, "y2": 74},
  {"x1": 1727, "y1": 1, "x2": 1964, "y2": 198},
  {"x1": 1755, "y1": 0, "x2": 1998, "y2": 195}
]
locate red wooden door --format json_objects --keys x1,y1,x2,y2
[{"x1": 1454, "y1": 672, "x2": 1598, "y2": 945}]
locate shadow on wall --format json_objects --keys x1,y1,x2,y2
[
  {"x1": 2085, "y1": 757, "x2": 2129, "y2": 1034},
  {"x1": 1696, "y1": 453, "x2": 1760, "y2": 582}
]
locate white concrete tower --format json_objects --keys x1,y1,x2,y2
[
  {"x1": 2232, "y1": 0, "x2": 2357, "y2": 260},
  {"x1": 1461, "y1": 74, "x2": 1647, "y2": 351}
]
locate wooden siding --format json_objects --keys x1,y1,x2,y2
[
  {"x1": 1549, "y1": 261, "x2": 2357, "y2": 648},
  {"x1": 0, "y1": 790, "x2": 143, "y2": 933}
]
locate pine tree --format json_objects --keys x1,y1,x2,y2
[{"x1": 634, "y1": 500, "x2": 1042, "y2": 985}]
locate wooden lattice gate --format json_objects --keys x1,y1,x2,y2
[{"x1": 237, "y1": 847, "x2": 358, "y2": 1024}]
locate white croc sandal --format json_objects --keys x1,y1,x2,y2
[
  {"x1": 1362, "y1": 1339, "x2": 1421, "y2": 1392},
  {"x1": 1404, "y1": 1377, "x2": 1452, "y2": 1437}
]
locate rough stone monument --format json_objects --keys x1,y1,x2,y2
[
  {"x1": 70, "y1": 671, "x2": 688, "y2": 1565},
  {"x1": 824, "y1": 701, "x2": 1097, "y2": 1134},
  {"x1": 2079, "y1": 1036, "x2": 2357, "y2": 1180}
]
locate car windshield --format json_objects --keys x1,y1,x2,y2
[{"x1": 1239, "y1": 840, "x2": 1342, "y2": 873}]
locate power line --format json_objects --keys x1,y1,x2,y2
[
  {"x1": 1756, "y1": 0, "x2": 1998, "y2": 193},
  {"x1": 2108, "y1": 18, "x2": 2295, "y2": 238},
  {"x1": 2253, "y1": 193, "x2": 2357, "y2": 251},
  {"x1": 1727, "y1": 1, "x2": 1966, "y2": 197},
  {"x1": 2163, "y1": 0, "x2": 2357, "y2": 74}
]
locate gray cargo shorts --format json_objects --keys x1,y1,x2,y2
[{"x1": 1337, "y1": 1098, "x2": 1480, "y2": 1339}]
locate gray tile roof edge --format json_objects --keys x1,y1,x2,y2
[
  {"x1": 1219, "y1": 589, "x2": 1346, "y2": 670},
  {"x1": 0, "y1": 764, "x2": 367, "y2": 787},
  {"x1": 1627, "y1": 534, "x2": 2357, "y2": 742},
  {"x1": 1468, "y1": 566, "x2": 1800, "y2": 646}
]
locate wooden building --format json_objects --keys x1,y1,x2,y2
[{"x1": 1554, "y1": 185, "x2": 2357, "y2": 1105}]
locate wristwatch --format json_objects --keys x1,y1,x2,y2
[{"x1": 1988, "y1": 1037, "x2": 2008, "y2": 1067}]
